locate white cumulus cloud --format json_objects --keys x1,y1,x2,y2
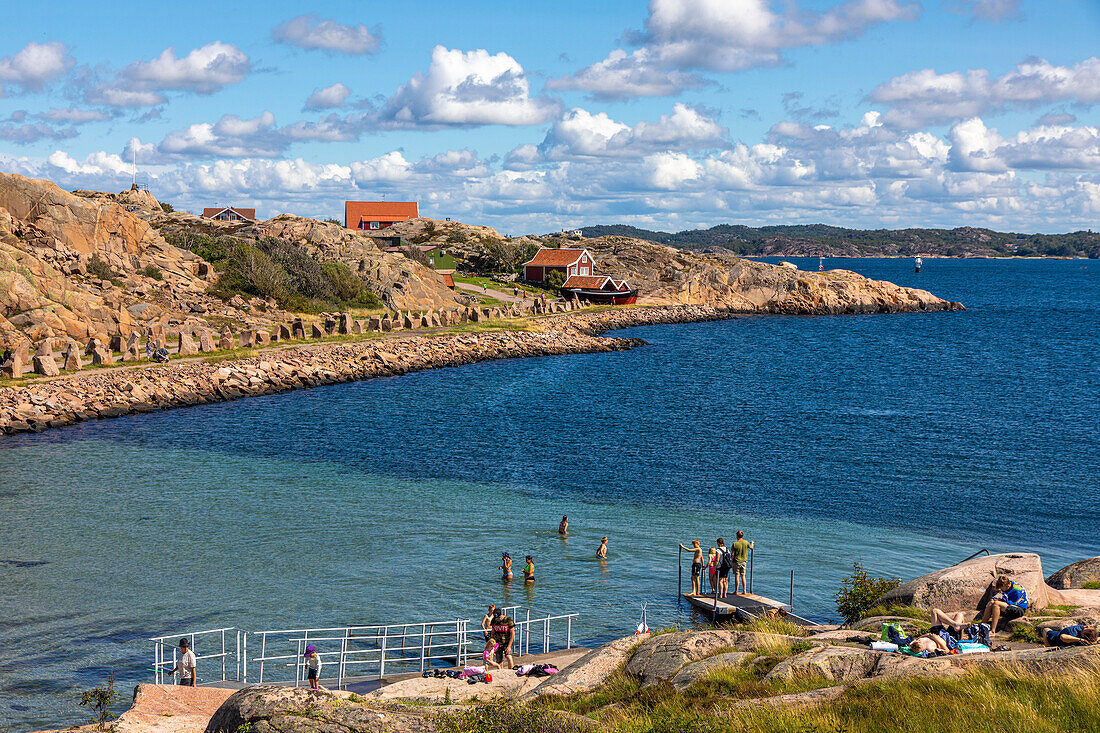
[
  {"x1": 378, "y1": 46, "x2": 559, "y2": 127},
  {"x1": 303, "y1": 83, "x2": 352, "y2": 111},
  {"x1": 0, "y1": 41, "x2": 74, "y2": 93}
]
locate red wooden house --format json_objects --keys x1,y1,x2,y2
[
  {"x1": 522, "y1": 248, "x2": 596, "y2": 283},
  {"x1": 202, "y1": 206, "x2": 256, "y2": 222},
  {"x1": 345, "y1": 201, "x2": 419, "y2": 230}
]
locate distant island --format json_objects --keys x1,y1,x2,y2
[{"x1": 578, "y1": 224, "x2": 1100, "y2": 259}]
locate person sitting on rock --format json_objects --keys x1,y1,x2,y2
[
  {"x1": 981, "y1": 575, "x2": 1029, "y2": 632},
  {"x1": 1043, "y1": 624, "x2": 1099, "y2": 647}
]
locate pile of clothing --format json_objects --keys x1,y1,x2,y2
[
  {"x1": 514, "y1": 663, "x2": 559, "y2": 677},
  {"x1": 420, "y1": 666, "x2": 495, "y2": 684}
]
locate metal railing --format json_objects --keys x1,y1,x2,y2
[{"x1": 150, "y1": 607, "x2": 575, "y2": 689}]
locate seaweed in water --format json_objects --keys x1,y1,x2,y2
[{"x1": 0, "y1": 559, "x2": 49, "y2": 567}]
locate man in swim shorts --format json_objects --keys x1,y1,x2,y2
[
  {"x1": 490, "y1": 608, "x2": 516, "y2": 668},
  {"x1": 680, "y1": 540, "x2": 703, "y2": 595}
]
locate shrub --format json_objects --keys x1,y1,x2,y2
[
  {"x1": 1084, "y1": 581, "x2": 1100, "y2": 590},
  {"x1": 545, "y1": 269, "x2": 566, "y2": 289},
  {"x1": 159, "y1": 202, "x2": 174, "y2": 213},
  {"x1": 164, "y1": 231, "x2": 230, "y2": 263},
  {"x1": 79, "y1": 675, "x2": 119, "y2": 729},
  {"x1": 436, "y1": 700, "x2": 586, "y2": 733},
  {"x1": 321, "y1": 261, "x2": 381, "y2": 306},
  {"x1": 403, "y1": 244, "x2": 433, "y2": 267},
  {"x1": 835, "y1": 562, "x2": 901, "y2": 624},
  {"x1": 224, "y1": 244, "x2": 287, "y2": 299},
  {"x1": 86, "y1": 255, "x2": 117, "y2": 282},
  {"x1": 856, "y1": 603, "x2": 928, "y2": 622},
  {"x1": 142, "y1": 264, "x2": 163, "y2": 280}
]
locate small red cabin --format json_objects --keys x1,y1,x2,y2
[
  {"x1": 345, "y1": 201, "x2": 419, "y2": 230},
  {"x1": 522, "y1": 248, "x2": 595, "y2": 283},
  {"x1": 202, "y1": 206, "x2": 256, "y2": 222}
]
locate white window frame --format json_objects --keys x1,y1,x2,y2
[{"x1": 370, "y1": 221, "x2": 380, "y2": 230}]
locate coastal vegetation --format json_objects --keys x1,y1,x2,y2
[
  {"x1": 163, "y1": 231, "x2": 383, "y2": 312},
  {"x1": 580, "y1": 223, "x2": 1100, "y2": 259},
  {"x1": 78, "y1": 675, "x2": 119, "y2": 729},
  {"x1": 834, "y1": 562, "x2": 902, "y2": 624},
  {"x1": 436, "y1": 663, "x2": 1100, "y2": 733}
]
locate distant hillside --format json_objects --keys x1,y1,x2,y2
[{"x1": 578, "y1": 224, "x2": 1100, "y2": 258}]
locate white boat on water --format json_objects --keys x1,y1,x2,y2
[{"x1": 915, "y1": 256, "x2": 923, "y2": 273}]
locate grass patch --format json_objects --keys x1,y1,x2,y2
[
  {"x1": 731, "y1": 615, "x2": 811, "y2": 638},
  {"x1": 857, "y1": 604, "x2": 930, "y2": 622},
  {"x1": 1010, "y1": 623, "x2": 1040, "y2": 644},
  {"x1": 454, "y1": 275, "x2": 559, "y2": 298},
  {"x1": 1084, "y1": 581, "x2": 1100, "y2": 590},
  {"x1": 1041, "y1": 604, "x2": 1083, "y2": 616}
]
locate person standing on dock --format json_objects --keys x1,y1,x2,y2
[
  {"x1": 680, "y1": 540, "x2": 703, "y2": 595},
  {"x1": 716, "y1": 538, "x2": 732, "y2": 598},
  {"x1": 731, "y1": 531, "x2": 754, "y2": 596},
  {"x1": 167, "y1": 638, "x2": 197, "y2": 686},
  {"x1": 707, "y1": 547, "x2": 718, "y2": 594}
]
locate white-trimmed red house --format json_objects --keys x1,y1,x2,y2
[
  {"x1": 522, "y1": 248, "x2": 597, "y2": 283},
  {"x1": 345, "y1": 201, "x2": 419, "y2": 230},
  {"x1": 202, "y1": 206, "x2": 256, "y2": 222}
]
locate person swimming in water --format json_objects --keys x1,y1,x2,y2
[
  {"x1": 596, "y1": 537, "x2": 608, "y2": 559},
  {"x1": 558, "y1": 516, "x2": 568, "y2": 535},
  {"x1": 500, "y1": 553, "x2": 513, "y2": 581},
  {"x1": 523, "y1": 555, "x2": 535, "y2": 583}
]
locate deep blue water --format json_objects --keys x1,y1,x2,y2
[{"x1": 0, "y1": 257, "x2": 1097, "y2": 731}]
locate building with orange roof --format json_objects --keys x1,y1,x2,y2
[
  {"x1": 522, "y1": 248, "x2": 596, "y2": 283},
  {"x1": 202, "y1": 206, "x2": 256, "y2": 222},
  {"x1": 345, "y1": 201, "x2": 419, "y2": 230}
]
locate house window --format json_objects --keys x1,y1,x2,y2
[
  {"x1": 580, "y1": 266, "x2": 590, "y2": 276},
  {"x1": 370, "y1": 221, "x2": 380, "y2": 229}
]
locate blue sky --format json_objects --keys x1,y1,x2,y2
[{"x1": 1, "y1": 0, "x2": 1098, "y2": 233}]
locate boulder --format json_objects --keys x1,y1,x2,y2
[
  {"x1": 109, "y1": 334, "x2": 125, "y2": 352},
  {"x1": 764, "y1": 645, "x2": 882, "y2": 683},
  {"x1": 381, "y1": 315, "x2": 392, "y2": 332},
  {"x1": 876, "y1": 553, "x2": 1060, "y2": 611},
  {"x1": 292, "y1": 318, "x2": 306, "y2": 340},
  {"x1": 239, "y1": 330, "x2": 256, "y2": 349},
  {"x1": 420, "y1": 314, "x2": 431, "y2": 328},
  {"x1": 205, "y1": 685, "x2": 435, "y2": 733},
  {"x1": 528, "y1": 635, "x2": 643, "y2": 698},
  {"x1": 670, "y1": 652, "x2": 753, "y2": 691},
  {"x1": 91, "y1": 347, "x2": 113, "y2": 365},
  {"x1": 1047, "y1": 557, "x2": 1100, "y2": 590},
  {"x1": 178, "y1": 331, "x2": 198, "y2": 356},
  {"x1": 404, "y1": 315, "x2": 416, "y2": 330},
  {"x1": 323, "y1": 316, "x2": 337, "y2": 334},
  {"x1": 352, "y1": 320, "x2": 365, "y2": 334},
  {"x1": 62, "y1": 341, "x2": 82, "y2": 370},
  {"x1": 256, "y1": 330, "x2": 271, "y2": 346},
  {"x1": 430, "y1": 311, "x2": 442, "y2": 327},
  {"x1": 219, "y1": 328, "x2": 233, "y2": 351},
  {"x1": 84, "y1": 337, "x2": 102, "y2": 356},
  {"x1": 626, "y1": 631, "x2": 739, "y2": 687},
  {"x1": 278, "y1": 324, "x2": 292, "y2": 341},
  {"x1": 120, "y1": 340, "x2": 140, "y2": 362},
  {"x1": 198, "y1": 329, "x2": 216, "y2": 352},
  {"x1": 310, "y1": 323, "x2": 326, "y2": 338},
  {"x1": 367, "y1": 316, "x2": 382, "y2": 332},
  {"x1": 32, "y1": 349, "x2": 59, "y2": 376},
  {"x1": 338, "y1": 312, "x2": 353, "y2": 334},
  {"x1": 1, "y1": 353, "x2": 24, "y2": 378},
  {"x1": 469, "y1": 308, "x2": 481, "y2": 323}
]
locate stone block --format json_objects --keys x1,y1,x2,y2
[
  {"x1": 178, "y1": 331, "x2": 199, "y2": 355},
  {"x1": 404, "y1": 315, "x2": 416, "y2": 329},
  {"x1": 278, "y1": 324, "x2": 293, "y2": 341},
  {"x1": 292, "y1": 319, "x2": 306, "y2": 340},
  {"x1": 62, "y1": 342, "x2": 82, "y2": 370},
  {"x1": 32, "y1": 353, "x2": 60, "y2": 376},
  {"x1": 121, "y1": 342, "x2": 140, "y2": 362},
  {"x1": 420, "y1": 314, "x2": 431, "y2": 328},
  {"x1": 324, "y1": 316, "x2": 337, "y2": 335},
  {"x1": 339, "y1": 313, "x2": 353, "y2": 334},
  {"x1": 311, "y1": 322, "x2": 326, "y2": 338},
  {"x1": 430, "y1": 312, "x2": 442, "y2": 327},
  {"x1": 256, "y1": 330, "x2": 271, "y2": 346},
  {"x1": 219, "y1": 328, "x2": 234, "y2": 351},
  {"x1": 367, "y1": 316, "x2": 382, "y2": 332},
  {"x1": 380, "y1": 316, "x2": 392, "y2": 332},
  {"x1": 469, "y1": 308, "x2": 480, "y2": 323},
  {"x1": 199, "y1": 330, "x2": 216, "y2": 353},
  {"x1": 1, "y1": 355, "x2": 24, "y2": 379},
  {"x1": 91, "y1": 347, "x2": 113, "y2": 365},
  {"x1": 352, "y1": 320, "x2": 364, "y2": 334},
  {"x1": 109, "y1": 334, "x2": 125, "y2": 352},
  {"x1": 85, "y1": 337, "x2": 102, "y2": 356},
  {"x1": 239, "y1": 330, "x2": 256, "y2": 349}
]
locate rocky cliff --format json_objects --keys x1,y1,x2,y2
[{"x1": 582, "y1": 235, "x2": 959, "y2": 313}]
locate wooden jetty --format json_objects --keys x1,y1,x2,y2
[{"x1": 682, "y1": 592, "x2": 814, "y2": 625}]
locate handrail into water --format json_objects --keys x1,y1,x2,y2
[
  {"x1": 151, "y1": 607, "x2": 576, "y2": 689},
  {"x1": 957, "y1": 549, "x2": 991, "y2": 565}
]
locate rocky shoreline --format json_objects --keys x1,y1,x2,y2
[{"x1": 0, "y1": 302, "x2": 961, "y2": 437}]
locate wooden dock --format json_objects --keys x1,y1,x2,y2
[{"x1": 682, "y1": 592, "x2": 814, "y2": 625}]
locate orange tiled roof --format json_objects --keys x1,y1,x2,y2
[
  {"x1": 524, "y1": 248, "x2": 588, "y2": 267},
  {"x1": 441, "y1": 273, "x2": 455, "y2": 287},
  {"x1": 562, "y1": 275, "x2": 612, "y2": 289},
  {"x1": 345, "y1": 201, "x2": 419, "y2": 224}
]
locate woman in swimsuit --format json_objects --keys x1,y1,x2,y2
[
  {"x1": 558, "y1": 516, "x2": 568, "y2": 535},
  {"x1": 501, "y1": 553, "x2": 513, "y2": 581},
  {"x1": 679, "y1": 539, "x2": 703, "y2": 595},
  {"x1": 707, "y1": 548, "x2": 718, "y2": 594},
  {"x1": 523, "y1": 555, "x2": 535, "y2": 583}
]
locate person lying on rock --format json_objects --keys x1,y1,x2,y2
[
  {"x1": 1043, "y1": 624, "x2": 1099, "y2": 647},
  {"x1": 929, "y1": 608, "x2": 972, "y2": 636},
  {"x1": 908, "y1": 631, "x2": 955, "y2": 656},
  {"x1": 981, "y1": 575, "x2": 1029, "y2": 633}
]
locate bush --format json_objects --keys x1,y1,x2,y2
[
  {"x1": 1084, "y1": 581, "x2": 1100, "y2": 590},
  {"x1": 545, "y1": 269, "x2": 566, "y2": 289},
  {"x1": 79, "y1": 675, "x2": 119, "y2": 728},
  {"x1": 835, "y1": 562, "x2": 901, "y2": 624},
  {"x1": 472, "y1": 238, "x2": 539, "y2": 275},
  {"x1": 86, "y1": 255, "x2": 118, "y2": 282},
  {"x1": 164, "y1": 231, "x2": 230, "y2": 263},
  {"x1": 224, "y1": 244, "x2": 287, "y2": 299},
  {"x1": 436, "y1": 700, "x2": 586, "y2": 733},
  {"x1": 321, "y1": 261, "x2": 381, "y2": 306},
  {"x1": 142, "y1": 264, "x2": 163, "y2": 280},
  {"x1": 159, "y1": 202, "x2": 174, "y2": 213}
]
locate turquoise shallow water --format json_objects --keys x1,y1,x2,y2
[{"x1": 0, "y1": 257, "x2": 1097, "y2": 730}]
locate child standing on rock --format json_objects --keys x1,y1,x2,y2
[{"x1": 303, "y1": 644, "x2": 322, "y2": 690}]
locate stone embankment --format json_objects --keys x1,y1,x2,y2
[{"x1": 0, "y1": 301, "x2": 946, "y2": 437}]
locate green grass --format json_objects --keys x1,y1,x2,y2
[
  {"x1": 446, "y1": 662, "x2": 1100, "y2": 733},
  {"x1": 1040, "y1": 605, "x2": 1082, "y2": 615},
  {"x1": 454, "y1": 275, "x2": 558, "y2": 297},
  {"x1": 856, "y1": 604, "x2": 930, "y2": 622},
  {"x1": 1010, "y1": 622, "x2": 1040, "y2": 644},
  {"x1": 728, "y1": 615, "x2": 810, "y2": 638},
  {"x1": 1084, "y1": 581, "x2": 1100, "y2": 590}
]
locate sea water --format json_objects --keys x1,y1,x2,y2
[{"x1": 0, "y1": 257, "x2": 1097, "y2": 730}]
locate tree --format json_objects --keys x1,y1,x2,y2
[
  {"x1": 473, "y1": 238, "x2": 539, "y2": 275},
  {"x1": 546, "y1": 269, "x2": 566, "y2": 289},
  {"x1": 80, "y1": 675, "x2": 119, "y2": 729},
  {"x1": 835, "y1": 562, "x2": 901, "y2": 624}
]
